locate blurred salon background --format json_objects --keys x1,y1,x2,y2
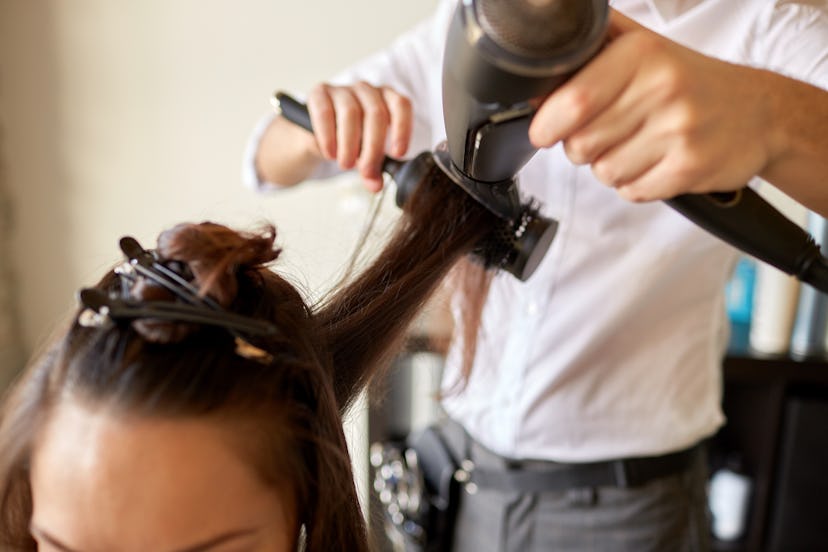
[
  {"x1": 0, "y1": 0, "x2": 439, "y2": 516},
  {"x1": 5, "y1": 3, "x2": 828, "y2": 550}
]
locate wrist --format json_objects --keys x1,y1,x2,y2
[
  {"x1": 255, "y1": 116, "x2": 324, "y2": 186},
  {"x1": 755, "y1": 69, "x2": 828, "y2": 212},
  {"x1": 757, "y1": 69, "x2": 793, "y2": 175}
]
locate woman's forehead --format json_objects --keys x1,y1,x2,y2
[{"x1": 29, "y1": 400, "x2": 293, "y2": 552}]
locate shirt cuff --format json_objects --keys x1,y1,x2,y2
[{"x1": 241, "y1": 111, "x2": 279, "y2": 192}]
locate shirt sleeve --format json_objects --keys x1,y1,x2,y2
[
  {"x1": 242, "y1": 0, "x2": 456, "y2": 192},
  {"x1": 241, "y1": 111, "x2": 278, "y2": 191},
  {"x1": 751, "y1": 1, "x2": 828, "y2": 89}
]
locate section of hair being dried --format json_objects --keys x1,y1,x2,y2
[
  {"x1": 446, "y1": 256, "x2": 494, "y2": 391},
  {"x1": 315, "y1": 167, "x2": 498, "y2": 411}
]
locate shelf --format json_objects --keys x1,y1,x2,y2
[
  {"x1": 715, "y1": 332, "x2": 828, "y2": 551},
  {"x1": 724, "y1": 353, "x2": 828, "y2": 386}
]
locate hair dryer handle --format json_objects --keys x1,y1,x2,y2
[{"x1": 666, "y1": 190, "x2": 828, "y2": 291}]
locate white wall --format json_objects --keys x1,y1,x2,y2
[{"x1": 0, "y1": 0, "x2": 437, "y2": 361}]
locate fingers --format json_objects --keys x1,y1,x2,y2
[
  {"x1": 529, "y1": 9, "x2": 738, "y2": 203},
  {"x1": 562, "y1": 91, "x2": 648, "y2": 166},
  {"x1": 614, "y1": 158, "x2": 697, "y2": 202},
  {"x1": 590, "y1": 123, "x2": 665, "y2": 191},
  {"x1": 562, "y1": 35, "x2": 680, "y2": 167},
  {"x1": 353, "y1": 82, "x2": 390, "y2": 189},
  {"x1": 528, "y1": 28, "x2": 645, "y2": 148},
  {"x1": 612, "y1": 142, "x2": 753, "y2": 203},
  {"x1": 307, "y1": 84, "x2": 338, "y2": 160},
  {"x1": 332, "y1": 88, "x2": 364, "y2": 171},
  {"x1": 529, "y1": 6, "x2": 669, "y2": 151},
  {"x1": 305, "y1": 82, "x2": 413, "y2": 192},
  {"x1": 307, "y1": 83, "x2": 364, "y2": 170},
  {"x1": 383, "y1": 87, "x2": 412, "y2": 158},
  {"x1": 587, "y1": 96, "x2": 702, "y2": 200}
]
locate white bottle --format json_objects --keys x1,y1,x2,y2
[
  {"x1": 750, "y1": 264, "x2": 800, "y2": 354},
  {"x1": 749, "y1": 184, "x2": 808, "y2": 355},
  {"x1": 791, "y1": 213, "x2": 828, "y2": 358},
  {"x1": 709, "y1": 467, "x2": 753, "y2": 541}
]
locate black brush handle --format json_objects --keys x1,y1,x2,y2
[
  {"x1": 666, "y1": 190, "x2": 828, "y2": 292},
  {"x1": 274, "y1": 91, "x2": 314, "y2": 133}
]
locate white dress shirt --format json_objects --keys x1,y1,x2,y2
[{"x1": 245, "y1": 0, "x2": 828, "y2": 462}]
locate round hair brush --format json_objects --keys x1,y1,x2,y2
[{"x1": 273, "y1": 92, "x2": 557, "y2": 281}]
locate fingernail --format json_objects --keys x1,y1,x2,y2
[{"x1": 365, "y1": 178, "x2": 383, "y2": 193}]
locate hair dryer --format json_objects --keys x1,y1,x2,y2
[
  {"x1": 442, "y1": 0, "x2": 607, "y2": 188},
  {"x1": 440, "y1": 0, "x2": 828, "y2": 293}
]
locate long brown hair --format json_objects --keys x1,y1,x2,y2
[
  {"x1": 316, "y1": 163, "x2": 496, "y2": 410},
  {"x1": 0, "y1": 164, "x2": 495, "y2": 550}
]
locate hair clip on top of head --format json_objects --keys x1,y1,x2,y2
[
  {"x1": 77, "y1": 236, "x2": 278, "y2": 364},
  {"x1": 118, "y1": 236, "x2": 222, "y2": 310}
]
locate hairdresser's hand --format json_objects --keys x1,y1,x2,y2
[
  {"x1": 305, "y1": 82, "x2": 413, "y2": 192},
  {"x1": 528, "y1": 10, "x2": 776, "y2": 203}
]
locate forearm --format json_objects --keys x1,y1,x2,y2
[
  {"x1": 254, "y1": 115, "x2": 324, "y2": 187},
  {"x1": 759, "y1": 70, "x2": 828, "y2": 216}
]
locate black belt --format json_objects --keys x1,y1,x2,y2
[{"x1": 466, "y1": 444, "x2": 701, "y2": 492}]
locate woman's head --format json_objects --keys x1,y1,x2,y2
[
  {"x1": 1, "y1": 164, "x2": 497, "y2": 550},
  {"x1": 0, "y1": 222, "x2": 366, "y2": 552}
]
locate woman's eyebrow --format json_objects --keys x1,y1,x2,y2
[
  {"x1": 169, "y1": 528, "x2": 259, "y2": 552},
  {"x1": 29, "y1": 525, "x2": 259, "y2": 552}
]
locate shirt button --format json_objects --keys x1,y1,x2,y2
[{"x1": 527, "y1": 302, "x2": 538, "y2": 316}]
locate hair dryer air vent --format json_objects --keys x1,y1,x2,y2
[{"x1": 476, "y1": 0, "x2": 597, "y2": 58}]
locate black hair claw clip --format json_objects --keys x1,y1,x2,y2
[{"x1": 78, "y1": 236, "x2": 280, "y2": 364}]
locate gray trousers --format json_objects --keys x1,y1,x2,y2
[{"x1": 442, "y1": 422, "x2": 711, "y2": 552}]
